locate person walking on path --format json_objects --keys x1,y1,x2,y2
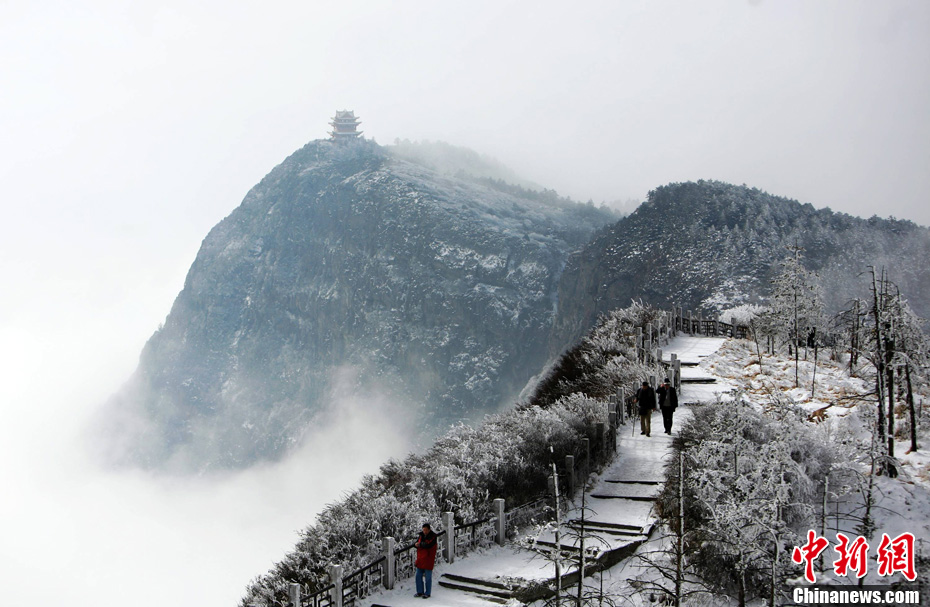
[
  {"x1": 656, "y1": 378, "x2": 678, "y2": 434},
  {"x1": 634, "y1": 381, "x2": 656, "y2": 437},
  {"x1": 414, "y1": 523, "x2": 438, "y2": 598}
]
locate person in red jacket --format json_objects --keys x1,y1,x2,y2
[{"x1": 414, "y1": 523, "x2": 438, "y2": 598}]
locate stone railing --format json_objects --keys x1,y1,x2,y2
[{"x1": 285, "y1": 421, "x2": 625, "y2": 607}]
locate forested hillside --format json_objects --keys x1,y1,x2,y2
[{"x1": 552, "y1": 180, "x2": 930, "y2": 350}]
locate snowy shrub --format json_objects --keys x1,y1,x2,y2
[
  {"x1": 657, "y1": 397, "x2": 840, "y2": 602},
  {"x1": 527, "y1": 302, "x2": 665, "y2": 407},
  {"x1": 718, "y1": 303, "x2": 765, "y2": 326}
]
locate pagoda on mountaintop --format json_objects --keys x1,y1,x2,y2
[{"x1": 329, "y1": 110, "x2": 362, "y2": 142}]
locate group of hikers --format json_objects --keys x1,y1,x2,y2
[
  {"x1": 409, "y1": 378, "x2": 679, "y2": 599},
  {"x1": 632, "y1": 378, "x2": 678, "y2": 437}
]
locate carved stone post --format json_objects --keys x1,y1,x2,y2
[
  {"x1": 493, "y1": 499, "x2": 506, "y2": 546},
  {"x1": 329, "y1": 565, "x2": 344, "y2": 607},
  {"x1": 288, "y1": 583, "x2": 301, "y2": 607},
  {"x1": 442, "y1": 511, "x2": 455, "y2": 563},
  {"x1": 617, "y1": 387, "x2": 626, "y2": 424},
  {"x1": 609, "y1": 412, "x2": 618, "y2": 451},
  {"x1": 383, "y1": 536, "x2": 396, "y2": 589}
]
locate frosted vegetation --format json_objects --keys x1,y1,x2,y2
[
  {"x1": 240, "y1": 302, "x2": 663, "y2": 605},
  {"x1": 646, "y1": 258, "x2": 930, "y2": 604},
  {"x1": 241, "y1": 251, "x2": 929, "y2": 604},
  {"x1": 553, "y1": 180, "x2": 930, "y2": 349}
]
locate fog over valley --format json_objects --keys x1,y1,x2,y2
[{"x1": 1, "y1": 1, "x2": 928, "y2": 605}]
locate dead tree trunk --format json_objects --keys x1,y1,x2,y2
[{"x1": 906, "y1": 362, "x2": 918, "y2": 453}]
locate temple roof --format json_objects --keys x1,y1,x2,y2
[{"x1": 329, "y1": 110, "x2": 362, "y2": 141}]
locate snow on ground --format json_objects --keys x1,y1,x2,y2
[
  {"x1": 703, "y1": 339, "x2": 873, "y2": 419},
  {"x1": 366, "y1": 336, "x2": 929, "y2": 606}
]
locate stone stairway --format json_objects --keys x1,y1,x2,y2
[
  {"x1": 362, "y1": 336, "x2": 730, "y2": 607},
  {"x1": 436, "y1": 573, "x2": 515, "y2": 603}
]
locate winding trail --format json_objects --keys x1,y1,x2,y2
[{"x1": 365, "y1": 337, "x2": 730, "y2": 607}]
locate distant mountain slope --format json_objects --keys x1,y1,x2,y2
[
  {"x1": 552, "y1": 180, "x2": 930, "y2": 349},
  {"x1": 102, "y1": 140, "x2": 615, "y2": 471}
]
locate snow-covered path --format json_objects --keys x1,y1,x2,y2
[{"x1": 363, "y1": 337, "x2": 729, "y2": 607}]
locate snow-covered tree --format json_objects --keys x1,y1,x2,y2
[
  {"x1": 663, "y1": 398, "x2": 837, "y2": 606},
  {"x1": 770, "y1": 245, "x2": 825, "y2": 387}
]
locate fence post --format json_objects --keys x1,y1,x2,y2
[
  {"x1": 674, "y1": 358, "x2": 682, "y2": 391},
  {"x1": 383, "y1": 536, "x2": 396, "y2": 589},
  {"x1": 442, "y1": 511, "x2": 455, "y2": 563},
  {"x1": 288, "y1": 583, "x2": 301, "y2": 607},
  {"x1": 636, "y1": 327, "x2": 643, "y2": 361},
  {"x1": 619, "y1": 387, "x2": 627, "y2": 424},
  {"x1": 329, "y1": 565, "x2": 344, "y2": 607},
  {"x1": 596, "y1": 422, "x2": 606, "y2": 459},
  {"x1": 609, "y1": 412, "x2": 617, "y2": 447},
  {"x1": 730, "y1": 316, "x2": 737, "y2": 338},
  {"x1": 688, "y1": 310, "x2": 693, "y2": 335},
  {"x1": 493, "y1": 498, "x2": 506, "y2": 546},
  {"x1": 565, "y1": 455, "x2": 575, "y2": 495},
  {"x1": 714, "y1": 314, "x2": 720, "y2": 336}
]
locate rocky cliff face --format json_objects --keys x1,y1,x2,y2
[
  {"x1": 552, "y1": 180, "x2": 930, "y2": 350},
  {"x1": 102, "y1": 140, "x2": 615, "y2": 470}
]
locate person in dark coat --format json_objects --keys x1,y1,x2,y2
[
  {"x1": 656, "y1": 378, "x2": 679, "y2": 434},
  {"x1": 634, "y1": 381, "x2": 656, "y2": 437},
  {"x1": 414, "y1": 523, "x2": 438, "y2": 598}
]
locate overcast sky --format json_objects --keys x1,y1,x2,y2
[{"x1": 1, "y1": 1, "x2": 928, "y2": 605}]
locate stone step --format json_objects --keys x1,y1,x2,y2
[
  {"x1": 568, "y1": 522, "x2": 644, "y2": 538},
  {"x1": 589, "y1": 493, "x2": 656, "y2": 502},
  {"x1": 441, "y1": 573, "x2": 512, "y2": 591},
  {"x1": 531, "y1": 539, "x2": 598, "y2": 554},
  {"x1": 681, "y1": 377, "x2": 716, "y2": 384},
  {"x1": 567, "y1": 519, "x2": 643, "y2": 533},
  {"x1": 435, "y1": 578, "x2": 512, "y2": 602},
  {"x1": 437, "y1": 574, "x2": 514, "y2": 601},
  {"x1": 604, "y1": 479, "x2": 661, "y2": 486}
]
